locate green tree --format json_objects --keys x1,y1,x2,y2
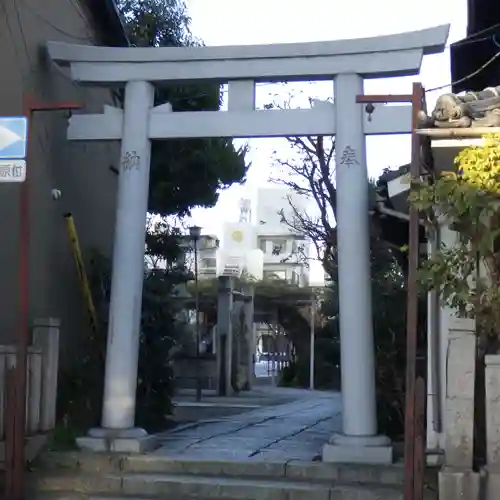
[
  {"x1": 119, "y1": 0, "x2": 194, "y2": 47},
  {"x1": 117, "y1": 0, "x2": 248, "y2": 216},
  {"x1": 411, "y1": 133, "x2": 500, "y2": 349}
]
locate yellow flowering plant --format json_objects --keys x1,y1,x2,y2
[{"x1": 409, "y1": 134, "x2": 500, "y2": 338}]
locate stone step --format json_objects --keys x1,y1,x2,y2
[
  {"x1": 30, "y1": 472, "x2": 412, "y2": 500},
  {"x1": 30, "y1": 495, "x2": 87, "y2": 500},
  {"x1": 37, "y1": 452, "x2": 407, "y2": 486}
]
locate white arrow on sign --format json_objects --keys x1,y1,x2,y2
[{"x1": 0, "y1": 125, "x2": 23, "y2": 151}]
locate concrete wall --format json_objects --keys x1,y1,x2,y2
[
  {"x1": 0, "y1": 0, "x2": 119, "y2": 366},
  {"x1": 172, "y1": 356, "x2": 218, "y2": 390}
]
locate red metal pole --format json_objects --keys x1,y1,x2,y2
[
  {"x1": 4, "y1": 367, "x2": 16, "y2": 498},
  {"x1": 413, "y1": 376, "x2": 426, "y2": 500},
  {"x1": 7, "y1": 95, "x2": 34, "y2": 500},
  {"x1": 403, "y1": 82, "x2": 425, "y2": 500}
]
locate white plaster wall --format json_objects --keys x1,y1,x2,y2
[
  {"x1": 256, "y1": 187, "x2": 308, "y2": 234},
  {"x1": 222, "y1": 222, "x2": 257, "y2": 254}
]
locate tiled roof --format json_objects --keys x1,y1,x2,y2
[{"x1": 377, "y1": 164, "x2": 410, "y2": 185}]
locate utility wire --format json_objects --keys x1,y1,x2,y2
[
  {"x1": 8, "y1": 0, "x2": 56, "y2": 172},
  {"x1": 70, "y1": 0, "x2": 97, "y2": 35},
  {"x1": 425, "y1": 24, "x2": 500, "y2": 93},
  {"x1": 19, "y1": 0, "x2": 93, "y2": 42},
  {"x1": 426, "y1": 48, "x2": 500, "y2": 93},
  {"x1": 453, "y1": 22, "x2": 500, "y2": 46}
]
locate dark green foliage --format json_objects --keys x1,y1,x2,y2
[
  {"x1": 136, "y1": 267, "x2": 190, "y2": 431},
  {"x1": 149, "y1": 137, "x2": 248, "y2": 217},
  {"x1": 55, "y1": 252, "x2": 108, "y2": 434},
  {"x1": 280, "y1": 334, "x2": 341, "y2": 391},
  {"x1": 370, "y1": 237, "x2": 411, "y2": 440},
  {"x1": 56, "y1": 249, "x2": 190, "y2": 435},
  {"x1": 118, "y1": 0, "x2": 194, "y2": 47}
]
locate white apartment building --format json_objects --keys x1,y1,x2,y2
[
  {"x1": 236, "y1": 187, "x2": 311, "y2": 362},
  {"x1": 189, "y1": 187, "x2": 310, "y2": 367},
  {"x1": 195, "y1": 188, "x2": 310, "y2": 286},
  {"x1": 196, "y1": 235, "x2": 219, "y2": 279},
  {"x1": 255, "y1": 187, "x2": 310, "y2": 287}
]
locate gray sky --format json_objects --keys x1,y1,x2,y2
[{"x1": 184, "y1": 0, "x2": 467, "y2": 282}]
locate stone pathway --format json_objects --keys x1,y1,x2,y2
[{"x1": 152, "y1": 388, "x2": 342, "y2": 461}]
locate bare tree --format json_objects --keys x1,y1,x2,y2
[{"x1": 269, "y1": 94, "x2": 337, "y2": 278}]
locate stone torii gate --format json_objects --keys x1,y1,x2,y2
[{"x1": 47, "y1": 24, "x2": 449, "y2": 462}]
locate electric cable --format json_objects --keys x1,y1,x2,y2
[
  {"x1": 426, "y1": 48, "x2": 500, "y2": 93},
  {"x1": 426, "y1": 24, "x2": 500, "y2": 93},
  {"x1": 18, "y1": 0, "x2": 93, "y2": 42}
]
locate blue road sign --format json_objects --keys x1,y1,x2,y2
[{"x1": 0, "y1": 117, "x2": 28, "y2": 159}]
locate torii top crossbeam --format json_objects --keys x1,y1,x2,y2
[
  {"x1": 45, "y1": 25, "x2": 449, "y2": 141},
  {"x1": 47, "y1": 25, "x2": 449, "y2": 84}
]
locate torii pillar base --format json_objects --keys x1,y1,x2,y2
[
  {"x1": 322, "y1": 434, "x2": 393, "y2": 464},
  {"x1": 76, "y1": 427, "x2": 158, "y2": 454}
]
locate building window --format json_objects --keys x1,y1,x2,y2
[
  {"x1": 202, "y1": 238, "x2": 219, "y2": 249},
  {"x1": 292, "y1": 241, "x2": 305, "y2": 255},
  {"x1": 263, "y1": 270, "x2": 285, "y2": 281},
  {"x1": 271, "y1": 239, "x2": 287, "y2": 255},
  {"x1": 202, "y1": 258, "x2": 216, "y2": 268},
  {"x1": 291, "y1": 271, "x2": 300, "y2": 285},
  {"x1": 261, "y1": 334, "x2": 273, "y2": 353},
  {"x1": 259, "y1": 239, "x2": 267, "y2": 252}
]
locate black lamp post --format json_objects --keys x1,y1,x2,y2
[{"x1": 189, "y1": 225, "x2": 202, "y2": 402}]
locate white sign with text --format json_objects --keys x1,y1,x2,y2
[{"x1": 0, "y1": 160, "x2": 27, "y2": 183}]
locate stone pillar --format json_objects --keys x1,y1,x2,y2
[
  {"x1": 77, "y1": 81, "x2": 157, "y2": 453},
  {"x1": 484, "y1": 354, "x2": 500, "y2": 499},
  {"x1": 217, "y1": 276, "x2": 234, "y2": 396},
  {"x1": 323, "y1": 73, "x2": 391, "y2": 464},
  {"x1": 32, "y1": 318, "x2": 60, "y2": 432},
  {"x1": 486, "y1": 355, "x2": 500, "y2": 465},
  {"x1": 232, "y1": 301, "x2": 244, "y2": 390},
  {"x1": 242, "y1": 284, "x2": 255, "y2": 390},
  {"x1": 309, "y1": 299, "x2": 316, "y2": 390},
  {"x1": 439, "y1": 316, "x2": 479, "y2": 500},
  {"x1": 443, "y1": 318, "x2": 476, "y2": 467}
]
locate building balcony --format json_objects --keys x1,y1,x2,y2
[
  {"x1": 262, "y1": 253, "x2": 303, "y2": 265},
  {"x1": 256, "y1": 225, "x2": 305, "y2": 238},
  {"x1": 199, "y1": 267, "x2": 217, "y2": 280}
]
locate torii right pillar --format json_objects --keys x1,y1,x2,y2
[{"x1": 322, "y1": 73, "x2": 392, "y2": 463}]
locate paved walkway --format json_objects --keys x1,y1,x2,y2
[{"x1": 152, "y1": 388, "x2": 342, "y2": 461}]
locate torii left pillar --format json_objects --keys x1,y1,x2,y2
[{"x1": 77, "y1": 81, "x2": 157, "y2": 452}]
